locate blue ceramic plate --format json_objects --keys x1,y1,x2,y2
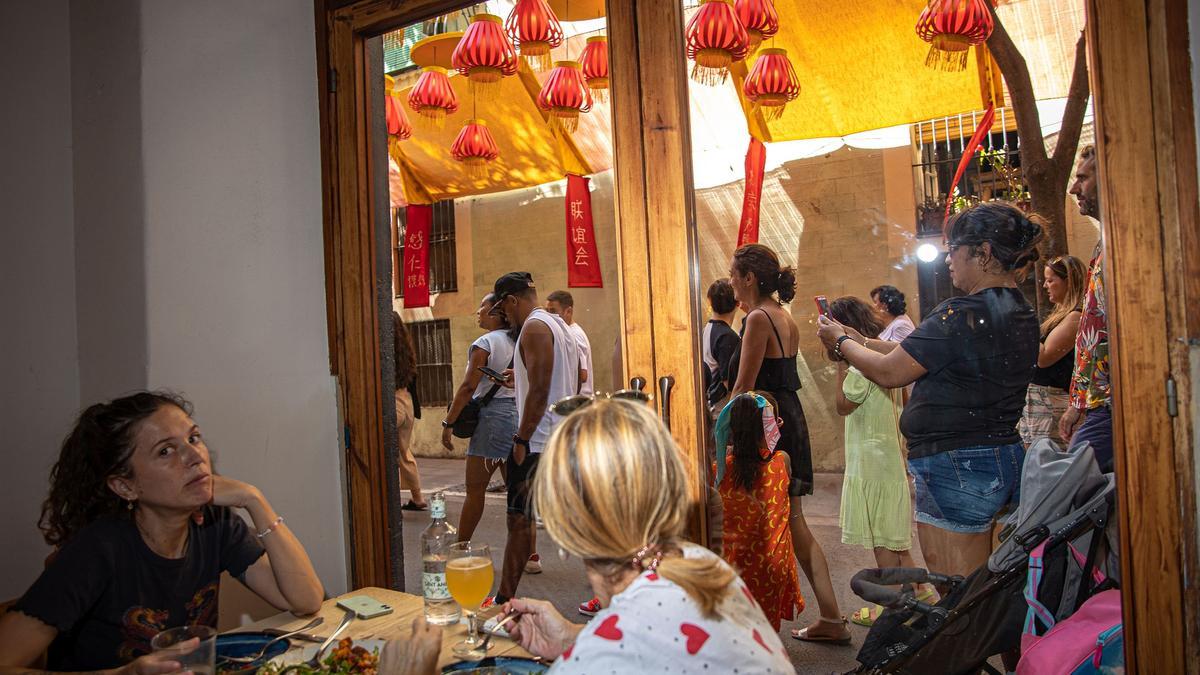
[
  {"x1": 215, "y1": 632, "x2": 291, "y2": 673},
  {"x1": 442, "y1": 656, "x2": 549, "y2": 674}
]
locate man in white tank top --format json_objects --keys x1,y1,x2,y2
[
  {"x1": 488, "y1": 272, "x2": 579, "y2": 604},
  {"x1": 545, "y1": 289, "x2": 593, "y2": 396}
]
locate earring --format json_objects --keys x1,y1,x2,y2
[
  {"x1": 557, "y1": 547, "x2": 570, "y2": 562},
  {"x1": 126, "y1": 499, "x2": 135, "y2": 511}
]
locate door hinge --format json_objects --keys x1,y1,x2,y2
[
  {"x1": 1166, "y1": 376, "x2": 1178, "y2": 417},
  {"x1": 329, "y1": 68, "x2": 338, "y2": 93}
]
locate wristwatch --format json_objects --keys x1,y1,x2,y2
[
  {"x1": 441, "y1": 419, "x2": 453, "y2": 429},
  {"x1": 512, "y1": 435, "x2": 530, "y2": 447}
]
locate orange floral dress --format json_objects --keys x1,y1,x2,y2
[{"x1": 718, "y1": 452, "x2": 805, "y2": 630}]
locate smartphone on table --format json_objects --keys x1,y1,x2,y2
[
  {"x1": 336, "y1": 595, "x2": 393, "y2": 619},
  {"x1": 814, "y1": 295, "x2": 830, "y2": 317}
]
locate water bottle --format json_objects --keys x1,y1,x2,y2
[{"x1": 421, "y1": 491, "x2": 461, "y2": 624}]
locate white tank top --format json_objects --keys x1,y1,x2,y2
[{"x1": 515, "y1": 308, "x2": 580, "y2": 453}]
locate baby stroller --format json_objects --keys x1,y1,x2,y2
[{"x1": 843, "y1": 440, "x2": 1119, "y2": 675}]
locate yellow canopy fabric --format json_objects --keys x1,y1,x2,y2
[{"x1": 730, "y1": 0, "x2": 989, "y2": 142}]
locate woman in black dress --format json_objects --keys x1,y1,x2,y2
[{"x1": 726, "y1": 243, "x2": 849, "y2": 644}]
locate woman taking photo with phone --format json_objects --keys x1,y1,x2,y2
[
  {"x1": 726, "y1": 243, "x2": 848, "y2": 644},
  {"x1": 817, "y1": 202, "x2": 1042, "y2": 580},
  {"x1": 442, "y1": 293, "x2": 518, "y2": 542},
  {"x1": 0, "y1": 392, "x2": 323, "y2": 673}
]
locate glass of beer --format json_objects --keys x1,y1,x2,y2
[{"x1": 445, "y1": 541, "x2": 495, "y2": 658}]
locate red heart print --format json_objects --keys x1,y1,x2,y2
[
  {"x1": 680, "y1": 623, "x2": 710, "y2": 655},
  {"x1": 594, "y1": 614, "x2": 623, "y2": 641},
  {"x1": 752, "y1": 628, "x2": 773, "y2": 654},
  {"x1": 646, "y1": 572, "x2": 660, "y2": 581},
  {"x1": 741, "y1": 585, "x2": 756, "y2": 604},
  {"x1": 561, "y1": 645, "x2": 574, "y2": 660}
]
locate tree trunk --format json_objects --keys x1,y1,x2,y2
[{"x1": 985, "y1": 7, "x2": 1090, "y2": 314}]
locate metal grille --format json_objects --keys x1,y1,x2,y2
[
  {"x1": 913, "y1": 108, "x2": 1024, "y2": 236},
  {"x1": 383, "y1": 25, "x2": 424, "y2": 75},
  {"x1": 394, "y1": 201, "x2": 459, "y2": 297},
  {"x1": 410, "y1": 319, "x2": 454, "y2": 407}
]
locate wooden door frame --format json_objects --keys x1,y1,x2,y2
[
  {"x1": 1086, "y1": 0, "x2": 1200, "y2": 672},
  {"x1": 313, "y1": 0, "x2": 710, "y2": 590}
]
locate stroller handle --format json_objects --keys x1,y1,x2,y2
[{"x1": 851, "y1": 567, "x2": 955, "y2": 608}]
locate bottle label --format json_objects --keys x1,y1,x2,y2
[
  {"x1": 431, "y1": 500, "x2": 446, "y2": 519},
  {"x1": 423, "y1": 572, "x2": 451, "y2": 600}
]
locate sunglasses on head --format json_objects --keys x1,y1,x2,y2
[{"x1": 549, "y1": 390, "x2": 653, "y2": 416}]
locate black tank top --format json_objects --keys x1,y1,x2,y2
[
  {"x1": 728, "y1": 308, "x2": 802, "y2": 393},
  {"x1": 1031, "y1": 332, "x2": 1074, "y2": 390}
]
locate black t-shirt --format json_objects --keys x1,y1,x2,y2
[
  {"x1": 899, "y1": 287, "x2": 1039, "y2": 458},
  {"x1": 703, "y1": 320, "x2": 739, "y2": 405},
  {"x1": 13, "y1": 505, "x2": 265, "y2": 670}
]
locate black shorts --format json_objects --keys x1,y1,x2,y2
[{"x1": 505, "y1": 449, "x2": 541, "y2": 516}]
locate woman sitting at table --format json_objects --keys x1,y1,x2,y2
[
  {"x1": 506, "y1": 399, "x2": 792, "y2": 672},
  {"x1": 0, "y1": 391, "x2": 324, "y2": 674}
]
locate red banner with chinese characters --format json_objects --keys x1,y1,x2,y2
[
  {"x1": 402, "y1": 205, "x2": 432, "y2": 308},
  {"x1": 565, "y1": 174, "x2": 603, "y2": 288},
  {"x1": 737, "y1": 138, "x2": 767, "y2": 247}
]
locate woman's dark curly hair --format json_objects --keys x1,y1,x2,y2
[
  {"x1": 728, "y1": 391, "x2": 779, "y2": 493},
  {"x1": 731, "y1": 244, "x2": 797, "y2": 303},
  {"x1": 39, "y1": 391, "x2": 192, "y2": 547},
  {"x1": 869, "y1": 285, "x2": 907, "y2": 317},
  {"x1": 945, "y1": 201, "x2": 1045, "y2": 272}
]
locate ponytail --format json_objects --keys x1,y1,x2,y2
[{"x1": 655, "y1": 552, "x2": 735, "y2": 618}]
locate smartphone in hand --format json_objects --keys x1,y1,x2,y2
[
  {"x1": 814, "y1": 295, "x2": 830, "y2": 317},
  {"x1": 478, "y1": 366, "x2": 509, "y2": 383}
]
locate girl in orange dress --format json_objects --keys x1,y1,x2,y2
[{"x1": 715, "y1": 392, "x2": 805, "y2": 631}]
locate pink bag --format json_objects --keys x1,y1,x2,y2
[{"x1": 1017, "y1": 541, "x2": 1123, "y2": 675}]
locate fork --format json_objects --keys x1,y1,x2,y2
[
  {"x1": 303, "y1": 609, "x2": 356, "y2": 668},
  {"x1": 221, "y1": 617, "x2": 325, "y2": 665}
]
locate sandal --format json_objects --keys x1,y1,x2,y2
[
  {"x1": 850, "y1": 604, "x2": 884, "y2": 627},
  {"x1": 915, "y1": 584, "x2": 941, "y2": 605},
  {"x1": 791, "y1": 616, "x2": 852, "y2": 645},
  {"x1": 401, "y1": 500, "x2": 428, "y2": 511}
]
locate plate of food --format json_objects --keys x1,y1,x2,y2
[{"x1": 259, "y1": 637, "x2": 383, "y2": 675}]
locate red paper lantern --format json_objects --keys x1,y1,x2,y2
[
  {"x1": 735, "y1": 0, "x2": 779, "y2": 53},
  {"x1": 686, "y1": 0, "x2": 749, "y2": 86},
  {"x1": 742, "y1": 48, "x2": 800, "y2": 120},
  {"x1": 537, "y1": 60, "x2": 593, "y2": 134},
  {"x1": 451, "y1": 119, "x2": 501, "y2": 179},
  {"x1": 504, "y1": 0, "x2": 564, "y2": 72},
  {"x1": 384, "y1": 76, "x2": 412, "y2": 140},
  {"x1": 579, "y1": 36, "x2": 609, "y2": 103},
  {"x1": 452, "y1": 14, "x2": 519, "y2": 92},
  {"x1": 407, "y1": 66, "x2": 459, "y2": 128},
  {"x1": 916, "y1": 0, "x2": 994, "y2": 72}
]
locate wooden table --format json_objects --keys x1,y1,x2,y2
[{"x1": 237, "y1": 587, "x2": 532, "y2": 670}]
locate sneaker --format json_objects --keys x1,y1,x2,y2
[
  {"x1": 480, "y1": 596, "x2": 498, "y2": 610},
  {"x1": 578, "y1": 597, "x2": 601, "y2": 617},
  {"x1": 485, "y1": 481, "x2": 506, "y2": 493},
  {"x1": 524, "y1": 553, "x2": 543, "y2": 574}
]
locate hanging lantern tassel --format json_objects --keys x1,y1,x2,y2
[
  {"x1": 580, "y1": 36, "x2": 609, "y2": 104},
  {"x1": 743, "y1": 48, "x2": 800, "y2": 121},
  {"x1": 916, "y1": 0, "x2": 994, "y2": 72},
  {"x1": 504, "y1": 0, "x2": 564, "y2": 73},
  {"x1": 451, "y1": 119, "x2": 501, "y2": 180},
  {"x1": 452, "y1": 14, "x2": 519, "y2": 96},
  {"x1": 538, "y1": 61, "x2": 593, "y2": 134},
  {"x1": 686, "y1": 0, "x2": 749, "y2": 86},
  {"x1": 735, "y1": 0, "x2": 779, "y2": 54},
  {"x1": 408, "y1": 66, "x2": 459, "y2": 129}
]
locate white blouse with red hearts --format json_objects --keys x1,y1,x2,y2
[{"x1": 550, "y1": 544, "x2": 793, "y2": 673}]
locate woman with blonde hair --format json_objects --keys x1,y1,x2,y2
[
  {"x1": 1019, "y1": 254, "x2": 1087, "y2": 446},
  {"x1": 501, "y1": 399, "x2": 792, "y2": 672}
]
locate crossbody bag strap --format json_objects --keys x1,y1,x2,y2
[{"x1": 479, "y1": 354, "x2": 515, "y2": 407}]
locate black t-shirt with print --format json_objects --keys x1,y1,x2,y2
[
  {"x1": 13, "y1": 505, "x2": 265, "y2": 670},
  {"x1": 899, "y1": 287, "x2": 1039, "y2": 459}
]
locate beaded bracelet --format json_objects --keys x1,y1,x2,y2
[{"x1": 256, "y1": 515, "x2": 284, "y2": 539}]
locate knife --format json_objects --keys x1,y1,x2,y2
[{"x1": 260, "y1": 627, "x2": 327, "y2": 643}]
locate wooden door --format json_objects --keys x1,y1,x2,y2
[{"x1": 315, "y1": 0, "x2": 710, "y2": 590}]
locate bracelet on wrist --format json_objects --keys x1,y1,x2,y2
[
  {"x1": 833, "y1": 334, "x2": 854, "y2": 360},
  {"x1": 441, "y1": 419, "x2": 453, "y2": 429},
  {"x1": 256, "y1": 515, "x2": 284, "y2": 539},
  {"x1": 513, "y1": 435, "x2": 530, "y2": 447}
]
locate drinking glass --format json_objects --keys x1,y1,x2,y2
[
  {"x1": 445, "y1": 541, "x2": 495, "y2": 659},
  {"x1": 151, "y1": 625, "x2": 217, "y2": 675}
]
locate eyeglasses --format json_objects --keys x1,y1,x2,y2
[{"x1": 549, "y1": 390, "x2": 653, "y2": 416}]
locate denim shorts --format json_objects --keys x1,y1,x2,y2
[
  {"x1": 908, "y1": 443, "x2": 1024, "y2": 534},
  {"x1": 467, "y1": 398, "x2": 517, "y2": 460}
]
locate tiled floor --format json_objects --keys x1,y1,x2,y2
[{"x1": 399, "y1": 457, "x2": 923, "y2": 674}]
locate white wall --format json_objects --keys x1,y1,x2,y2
[
  {"x1": 0, "y1": 0, "x2": 81, "y2": 600},
  {"x1": 138, "y1": 0, "x2": 348, "y2": 598}
]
